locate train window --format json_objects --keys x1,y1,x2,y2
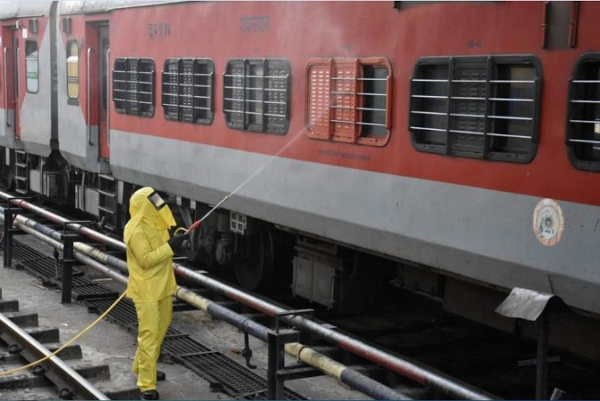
[
  {"x1": 306, "y1": 57, "x2": 391, "y2": 146},
  {"x1": 223, "y1": 58, "x2": 290, "y2": 134},
  {"x1": 112, "y1": 57, "x2": 155, "y2": 117},
  {"x1": 409, "y1": 55, "x2": 541, "y2": 163},
  {"x1": 25, "y1": 40, "x2": 39, "y2": 94},
  {"x1": 566, "y1": 53, "x2": 600, "y2": 171},
  {"x1": 162, "y1": 58, "x2": 214, "y2": 125},
  {"x1": 66, "y1": 40, "x2": 79, "y2": 101}
]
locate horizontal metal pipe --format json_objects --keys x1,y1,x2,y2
[
  {"x1": 0, "y1": 312, "x2": 109, "y2": 400},
  {"x1": 173, "y1": 266, "x2": 495, "y2": 399},
  {"x1": 5, "y1": 220, "x2": 131, "y2": 290},
  {"x1": 285, "y1": 343, "x2": 410, "y2": 401},
  {"x1": 175, "y1": 287, "x2": 270, "y2": 343},
  {"x1": 0, "y1": 192, "x2": 497, "y2": 400},
  {"x1": 74, "y1": 252, "x2": 129, "y2": 287},
  {"x1": 0, "y1": 193, "x2": 125, "y2": 250},
  {"x1": 3, "y1": 212, "x2": 410, "y2": 401}
]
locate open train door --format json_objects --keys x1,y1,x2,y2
[
  {"x1": 97, "y1": 25, "x2": 109, "y2": 160},
  {"x1": 91, "y1": 23, "x2": 119, "y2": 231}
]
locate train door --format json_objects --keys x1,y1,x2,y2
[
  {"x1": 97, "y1": 25, "x2": 109, "y2": 159},
  {"x1": 12, "y1": 31, "x2": 19, "y2": 137}
]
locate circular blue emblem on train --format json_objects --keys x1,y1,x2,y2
[{"x1": 533, "y1": 199, "x2": 564, "y2": 247}]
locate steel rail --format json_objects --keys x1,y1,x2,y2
[
  {"x1": 0, "y1": 192, "x2": 497, "y2": 400},
  {"x1": 0, "y1": 312, "x2": 109, "y2": 400},
  {"x1": 5, "y1": 211, "x2": 409, "y2": 401}
]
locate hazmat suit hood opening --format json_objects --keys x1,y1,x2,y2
[{"x1": 124, "y1": 187, "x2": 176, "y2": 244}]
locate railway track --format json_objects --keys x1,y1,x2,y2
[
  {"x1": 2, "y1": 192, "x2": 599, "y2": 399},
  {"x1": 0, "y1": 287, "x2": 138, "y2": 400}
]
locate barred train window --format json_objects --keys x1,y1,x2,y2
[
  {"x1": 25, "y1": 40, "x2": 39, "y2": 93},
  {"x1": 162, "y1": 58, "x2": 214, "y2": 125},
  {"x1": 66, "y1": 40, "x2": 79, "y2": 100},
  {"x1": 306, "y1": 58, "x2": 391, "y2": 146},
  {"x1": 223, "y1": 58, "x2": 290, "y2": 134},
  {"x1": 409, "y1": 55, "x2": 541, "y2": 162},
  {"x1": 112, "y1": 58, "x2": 155, "y2": 117},
  {"x1": 566, "y1": 54, "x2": 600, "y2": 172}
]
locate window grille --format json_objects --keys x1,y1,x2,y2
[
  {"x1": 566, "y1": 53, "x2": 600, "y2": 172},
  {"x1": 112, "y1": 57, "x2": 155, "y2": 117},
  {"x1": 223, "y1": 58, "x2": 290, "y2": 135},
  {"x1": 162, "y1": 58, "x2": 214, "y2": 125},
  {"x1": 409, "y1": 55, "x2": 541, "y2": 163},
  {"x1": 66, "y1": 40, "x2": 79, "y2": 100},
  {"x1": 25, "y1": 40, "x2": 39, "y2": 94},
  {"x1": 306, "y1": 57, "x2": 391, "y2": 146}
]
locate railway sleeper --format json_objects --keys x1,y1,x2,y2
[
  {"x1": 0, "y1": 371, "x2": 53, "y2": 390},
  {"x1": 4, "y1": 312, "x2": 38, "y2": 328},
  {"x1": 0, "y1": 300, "x2": 19, "y2": 313},
  {"x1": 0, "y1": 344, "x2": 82, "y2": 364},
  {"x1": 0, "y1": 386, "x2": 58, "y2": 400},
  {"x1": 22, "y1": 327, "x2": 60, "y2": 344},
  {"x1": 0, "y1": 363, "x2": 110, "y2": 389}
]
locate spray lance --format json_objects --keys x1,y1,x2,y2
[
  {"x1": 173, "y1": 127, "x2": 307, "y2": 236},
  {"x1": 175, "y1": 193, "x2": 233, "y2": 235}
]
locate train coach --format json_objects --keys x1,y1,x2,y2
[
  {"x1": 0, "y1": 1, "x2": 599, "y2": 360},
  {"x1": 0, "y1": 2, "x2": 69, "y2": 200}
]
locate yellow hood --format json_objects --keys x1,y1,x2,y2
[{"x1": 124, "y1": 187, "x2": 176, "y2": 244}]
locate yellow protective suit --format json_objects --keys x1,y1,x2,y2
[{"x1": 124, "y1": 187, "x2": 177, "y2": 392}]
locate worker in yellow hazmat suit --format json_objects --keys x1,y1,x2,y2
[{"x1": 124, "y1": 187, "x2": 187, "y2": 400}]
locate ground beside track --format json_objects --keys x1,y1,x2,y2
[{"x1": 0, "y1": 257, "x2": 217, "y2": 399}]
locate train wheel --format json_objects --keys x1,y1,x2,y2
[{"x1": 234, "y1": 223, "x2": 274, "y2": 291}]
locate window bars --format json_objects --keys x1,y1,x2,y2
[
  {"x1": 113, "y1": 58, "x2": 155, "y2": 117},
  {"x1": 162, "y1": 58, "x2": 214, "y2": 125},
  {"x1": 566, "y1": 54, "x2": 600, "y2": 171},
  {"x1": 409, "y1": 55, "x2": 541, "y2": 163},
  {"x1": 223, "y1": 58, "x2": 290, "y2": 135},
  {"x1": 306, "y1": 57, "x2": 391, "y2": 146}
]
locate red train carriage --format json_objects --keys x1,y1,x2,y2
[{"x1": 3, "y1": 1, "x2": 600, "y2": 359}]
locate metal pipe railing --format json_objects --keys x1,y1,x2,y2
[
  {"x1": 2, "y1": 208, "x2": 408, "y2": 401},
  {"x1": 0, "y1": 192, "x2": 497, "y2": 400}
]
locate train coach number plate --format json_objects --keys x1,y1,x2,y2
[{"x1": 533, "y1": 198, "x2": 564, "y2": 247}]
